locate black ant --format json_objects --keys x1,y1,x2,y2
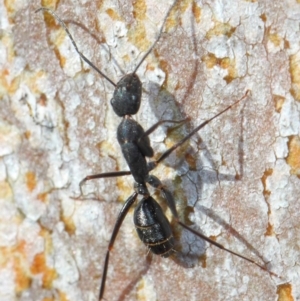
[{"x1": 36, "y1": 1, "x2": 277, "y2": 300}]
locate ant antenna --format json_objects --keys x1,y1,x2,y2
[
  {"x1": 35, "y1": 7, "x2": 117, "y2": 87},
  {"x1": 132, "y1": 0, "x2": 179, "y2": 75}
]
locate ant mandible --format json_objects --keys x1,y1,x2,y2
[{"x1": 36, "y1": 1, "x2": 277, "y2": 300}]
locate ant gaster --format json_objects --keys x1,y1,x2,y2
[{"x1": 36, "y1": 1, "x2": 277, "y2": 300}]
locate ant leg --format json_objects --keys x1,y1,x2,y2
[
  {"x1": 147, "y1": 91, "x2": 250, "y2": 172},
  {"x1": 138, "y1": 119, "x2": 189, "y2": 143},
  {"x1": 79, "y1": 171, "x2": 131, "y2": 195},
  {"x1": 35, "y1": 7, "x2": 116, "y2": 87},
  {"x1": 146, "y1": 174, "x2": 278, "y2": 277},
  {"x1": 99, "y1": 192, "x2": 138, "y2": 300}
]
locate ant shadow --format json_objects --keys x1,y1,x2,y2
[
  {"x1": 141, "y1": 13, "x2": 263, "y2": 268},
  {"x1": 145, "y1": 82, "x2": 263, "y2": 269}
]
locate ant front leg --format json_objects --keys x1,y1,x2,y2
[
  {"x1": 146, "y1": 175, "x2": 277, "y2": 277},
  {"x1": 79, "y1": 171, "x2": 132, "y2": 195}
]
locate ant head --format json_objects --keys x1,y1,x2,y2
[{"x1": 110, "y1": 73, "x2": 142, "y2": 117}]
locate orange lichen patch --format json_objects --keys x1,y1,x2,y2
[
  {"x1": 284, "y1": 39, "x2": 290, "y2": 50},
  {"x1": 261, "y1": 168, "x2": 273, "y2": 198},
  {"x1": 202, "y1": 53, "x2": 237, "y2": 83},
  {"x1": 3, "y1": 33, "x2": 15, "y2": 62},
  {"x1": 4, "y1": 0, "x2": 16, "y2": 15},
  {"x1": 116, "y1": 177, "x2": 132, "y2": 203},
  {"x1": 39, "y1": 9, "x2": 69, "y2": 67},
  {"x1": 223, "y1": 63, "x2": 237, "y2": 83},
  {"x1": 260, "y1": 13, "x2": 267, "y2": 22},
  {"x1": 289, "y1": 53, "x2": 300, "y2": 101},
  {"x1": 173, "y1": 176, "x2": 188, "y2": 222},
  {"x1": 16, "y1": 239, "x2": 27, "y2": 255},
  {"x1": 146, "y1": 64, "x2": 155, "y2": 72},
  {"x1": 209, "y1": 235, "x2": 217, "y2": 242},
  {"x1": 156, "y1": 58, "x2": 169, "y2": 88},
  {"x1": 43, "y1": 298, "x2": 55, "y2": 301},
  {"x1": 41, "y1": 0, "x2": 59, "y2": 8},
  {"x1": 265, "y1": 222, "x2": 274, "y2": 236},
  {"x1": 206, "y1": 21, "x2": 235, "y2": 39},
  {"x1": 30, "y1": 253, "x2": 57, "y2": 288},
  {"x1": 9, "y1": 69, "x2": 47, "y2": 96},
  {"x1": 269, "y1": 33, "x2": 282, "y2": 47},
  {"x1": 183, "y1": 205, "x2": 194, "y2": 227},
  {"x1": 261, "y1": 168, "x2": 274, "y2": 236},
  {"x1": 0, "y1": 69, "x2": 12, "y2": 97},
  {"x1": 273, "y1": 95, "x2": 285, "y2": 113},
  {"x1": 58, "y1": 291, "x2": 70, "y2": 301},
  {"x1": 2, "y1": 232, "x2": 54, "y2": 293},
  {"x1": 105, "y1": 8, "x2": 121, "y2": 21},
  {"x1": 121, "y1": 53, "x2": 131, "y2": 64},
  {"x1": 276, "y1": 283, "x2": 294, "y2": 301},
  {"x1": 61, "y1": 213, "x2": 76, "y2": 235},
  {"x1": 202, "y1": 53, "x2": 226, "y2": 69},
  {"x1": 0, "y1": 247, "x2": 10, "y2": 268},
  {"x1": 185, "y1": 152, "x2": 197, "y2": 171},
  {"x1": 202, "y1": 53, "x2": 217, "y2": 69},
  {"x1": 24, "y1": 131, "x2": 31, "y2": 139},
  {"x1": 28, "y1": 70, "x2": 47, "y2": 94},
  {"x1": 26, "y1": 171, "x2": 37, "y2": 192},
  {"x1": 161, "y1": 0, "x2": 188, "y2": 31},
  {"x1": 0, "y1": 180, "x2": 13, "y2": 200},
  {"x1": 38, "y1": 93, "x2": 48, "y2": 106},
  {"x1": 136, "y1": 278, "x2": 146, "y2": 300},
  {"x1": 8, "y1": 75, "x2": 21, "y2": 95},
  {"x1": 199, "y1": 253, "x2": 207, "y2": 268},
  {"x1": 39, "y1": 227, "x2": 53, "y2": 254},
  {"x1": 14, "y1": 254, "x2": 32, "y2": 293},
  {"x1": 286, "y1": 135, "x2": 300, "y2": 176},
  {"x1": 97, "y1": 140, "x2": 117, "y2": 158},
  {"x1": 164, "y1": 130, "x2": 188, "y2": 161},
  {"x1": 54, "y1": 47, "x2": 66, "y2": 69},
  {"x1": 38, "y1": 192, "x2": 48, "y2": 203},
  {"x1": 30, "y1": 253, "x2": 47, "y2": 275},
  {"x1": 128, "y1": 8, "x2": 148, "y2": 51},
  {"x1": 132, "y1": 0, "x2": 146, "y2": 21},
  {"x1": 39, "y1": 6, "x2": 60, "y2": 29},
  {"x1": 192, "y1": 2, "x2": 201, "y2": 23}
]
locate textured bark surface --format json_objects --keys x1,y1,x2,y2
[{"x1": 0, "y1": 0, "x2": 299, "y2": 301}]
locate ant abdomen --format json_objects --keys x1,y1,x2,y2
[
  {"x1": 110, "y1": 73, "x2": 142, "y2": 116},
  {"x1": 134, "y1": 196, "x2": 175, "y2": 258}
]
